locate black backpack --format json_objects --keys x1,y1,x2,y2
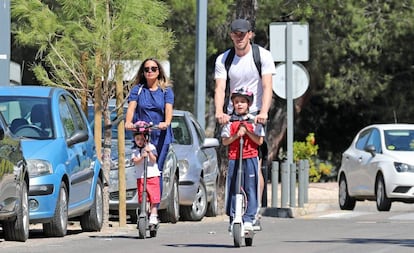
[{"x1": 223, "y1": 43, "x2": 261, "y2": 114}]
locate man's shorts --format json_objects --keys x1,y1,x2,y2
[
  {"x1": 258, "y1": 141, "x2": 268, "y2": 160},
  {"x1": 137, "y1": 177, "x2": 160, "y2": 204}
]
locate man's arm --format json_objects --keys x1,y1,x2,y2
[
  {"x1": 214, "y1": 78, "x2": 230, "y2": 124},
  {"x1": 256, "y1": 73, "x2": 273, "y2": 124}
]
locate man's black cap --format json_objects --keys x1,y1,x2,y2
[{"x1": 230, "y1": 19, "x2": 251, "y2": 32}]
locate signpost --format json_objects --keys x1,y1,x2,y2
[{"x1": 270, "y1": 22, "x2": 309, "y2": 205}]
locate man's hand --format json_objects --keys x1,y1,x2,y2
[
  {"x1": 255, "y1": 112, "x2": 268, "y2": 125},
  {"x1": 215, "y1": 112, "x2": 231, "y2": 125}
]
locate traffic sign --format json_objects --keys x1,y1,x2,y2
[
  {"x1": 273, "y1": 62, "x2": 309, "y2": 99},
  {"x1": 269, "y1": 22, "x2": 309, "y2": 62}
]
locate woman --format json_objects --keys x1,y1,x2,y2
[{"x1": 125, "y1": 58, "x2": 174, "y2": 193}]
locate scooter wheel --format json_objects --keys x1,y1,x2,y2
[
  {"x1": 150, "y1": 229, "x2": 157, "y2": 238},
  {"x1": 138, "y1": 217, "x2": 146, "y2": 239},
  {"x1": 233, "y1": 223, "x2": 242, "y2": 247},
  {"x1": 245, "y1": 237, "x2": 253, "y2": 246}
]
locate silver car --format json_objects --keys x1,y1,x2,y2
[
  {"x1": 338, "y1": 124, "x2": 414, "y2": 211},
  {"x1": 172, "y1": 110, "x2": 219, "y2": 221}
]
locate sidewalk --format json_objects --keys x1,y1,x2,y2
[{"x1": 260, "y1": 182, "x2": 338, "y2": 218}]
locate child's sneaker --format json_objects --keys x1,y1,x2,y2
[
  {"x1": 253, "y1": 219, "x2": 262, "y2": 231},
  {"x1": 149, "y1": 215, "x2": 159, "y2": 225},
  {"x1": 243, "y1": 221, "x2": 253, "y2": 231}
]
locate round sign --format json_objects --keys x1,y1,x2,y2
[{"x1": 273, "y1": 62, "x2": 309, "y2": 99}]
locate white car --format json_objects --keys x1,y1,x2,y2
[{"x1": 338, "y1": 124, "x2": 414, "y2": 211}]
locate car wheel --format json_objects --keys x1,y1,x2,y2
[
  {"x1": 80, "y1": 178, "x2": 104, "y2": 231},
  {"x1": 3, "y1": 181, "x2": 29, "y2": 242},
  {"x1": 159, "y1": 175, "x2": 179, "y2": 223},
  {"x1": 181, "y1": 179, "x2": 208, "y2": 221},
  {"x1": 128, "y1": 211, "x2": 138, "y2": 224},
  {"x1": 43, "y1": 182, "x2": 68, "y2": 237},
  {"x1": 205, "y1": 180, "x2": 218, "y2": 217},
  {"x1": 338, "y1": 175, "x2": 356, "y2": 210},
  {"x1": 376, "y1": 175, "x2": 391, "y2": 211}
]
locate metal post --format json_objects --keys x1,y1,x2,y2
[
  {"x1": 0, "y1": 0, "x2": 11, "y2": 86},
  {"x1": 281, "y1": 161, "x2": 290, "y2": 208},
  {"x1": 298, "y1": 160, "x2": 305, "y2": 207},
  {"x1": 289, "y1": 163, "x2": 296, "y2": 207},
  {"x1": 271, "y1": 161, "x2": 279, "y2": 208},
  {"x1": 304, "y1": 159, "x2": 310, "y2": 203},
  {"x1": 286, "y1": 22, "x2": 294, "y2": 172},
  {"x1": 194, "y1": 0, "x2": 207, "y2": 128}
]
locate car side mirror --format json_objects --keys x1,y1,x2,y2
[
  {"x1": 67, "y1": 130, "x2": 89, "y2": 146},
  {"x1": 364, "y1": 144, "x2": 376, "y2": 157},
  {"x1": 201, "y1": 138, "x2": 219, "y2": 149}
]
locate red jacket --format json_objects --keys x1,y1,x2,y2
[{"x1": 227, "y1": 121, "x2": 259, "y2": 160}]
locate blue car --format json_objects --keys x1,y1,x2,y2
[{"x1": 0, "y1": 86, "x2": 103, "y2": 237}]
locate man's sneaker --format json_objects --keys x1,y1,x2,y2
[
  {"x1": 244, "y1": 222, "x2": 253, "y2": 231},
  {"x1": 253, "y1": 219, "x2": 262, "y2": 231},
  {"x1": 149, "y1": 216, "x2": 159, "y2": 225}
]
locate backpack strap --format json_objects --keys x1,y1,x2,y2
[
  {"x1": 223, "y1": 43, "x2": 261, "y2": 114},
  {"x1": 137, "y1": 84, "x2": 143, "y2": 96},
  {"x1": 224, "y1": 48, "x2": 235, "y2": 114},
  {"x1": 251, "y1": 43, "x2": 262, "y2": 76}
]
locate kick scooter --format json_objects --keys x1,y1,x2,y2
[
  {"x1": 230, "y1": 116, "x2": 256, "y2": 247},
  {"x1": 134, "y1": 121, "x2": 159, "y2": 239}
]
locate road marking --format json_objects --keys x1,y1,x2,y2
[{"x1": 318, "y1": 211, "x2": 370, "y2": 219}]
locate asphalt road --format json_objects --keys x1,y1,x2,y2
[
  {"x1": 3, "y1": 201, "x2": 414, "y2": 253},
  {"x1": 3, "y1": 183, "x2": 414, "y2": 253}
]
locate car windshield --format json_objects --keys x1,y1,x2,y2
[
  {"x1": 384, "y1": 129, "x2": 414, "y2": 151},
  {"x1": 0, "y1": 96, "x2": 53, "y2": 139},
  {"x1": 87, "y1": 105, "x2": 133, "y2": 141}
]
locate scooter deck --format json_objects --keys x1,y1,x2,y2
[
  {"x1": 149, "y1": 223, "x2": 160, "y2": 231},
  {"x1": 244, "y1": 229, "x2": 255, "y2": 238}
]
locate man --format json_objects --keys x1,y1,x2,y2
[{"x1": 214, "y1": 18, "x2": 276, "y2": 229}]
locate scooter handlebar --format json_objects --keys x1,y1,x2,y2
[
  {"x1": 229, "y1": 114, "x2": 255, "y2": 123},
  {"x1": 133, "y1": 121, "x2": 160, "y2": 134}
]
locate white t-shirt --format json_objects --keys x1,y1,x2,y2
[
  {"x1": 215, "y1": 45, "x2": 276, "y2": 113},
  {"x1": 132, "y1": 143, "x2": 160, "y2": 179}
]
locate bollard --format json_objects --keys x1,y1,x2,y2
[
  {"x1": 261, "y1": 162, "x2": 268, "y2": 207},
  {"x1": 281, "y1": 161, "x2": 290, "y2": 208},
  {"x1": 298, "y1": 160, "x2": 305, "y2": 207},
  {"x1": 289, "y1": 163, "x2": 296, "y2": 208},
  {"x1": 304, "y1": 159, "x2": 309, "y2": 203},
  {"x1": 271, "y1": 161, "x2": 279, "y2": 208}
]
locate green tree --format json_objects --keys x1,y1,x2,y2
[{"x1": 11, "y1": 0, "x2": 175, "y2": 227}]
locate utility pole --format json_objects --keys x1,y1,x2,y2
[
  {"x1": 0, "y1": 0, "x2": 10, "y2": 86},
  {"x1": 194, "y1": 0, "x2": 207, "y2": 128}
]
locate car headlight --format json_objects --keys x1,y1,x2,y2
[
  {"x1": 27, "y1": 159, "x2": 53, "y2": 177},
  {"x1": 178, "y1": 160, "x2": 190, "y2": 175},
  {"x1": 394, "y1": 162, "x2": 414, "y2": 172}
]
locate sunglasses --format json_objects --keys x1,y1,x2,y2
[{"x1": 144, "y1": 66, "x2": 159, "y2": 73}]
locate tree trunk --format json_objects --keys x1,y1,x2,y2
[{"x1": 115, "y1": 63, "x2": 127, "y2": 226}]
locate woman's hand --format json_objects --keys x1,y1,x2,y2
[
  {"x1": 158, "y1": 121, "x2": 170, "y2": 130},
  {"x1": 125, "y1": 121, "x2": 135, "y2": 130}
]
